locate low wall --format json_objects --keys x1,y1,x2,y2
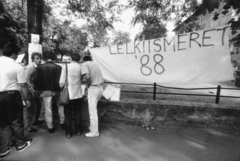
[{"x1": 82, "y1": 99, "x2": 240, "y2": 132}]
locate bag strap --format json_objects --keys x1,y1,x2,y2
[{"x1": 65, "y1": 64, "x2": 68, "y2": 86}]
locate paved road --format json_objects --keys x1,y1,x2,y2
[{"x1": 6, "y1": 123, "x2": 240, "y2": 161}]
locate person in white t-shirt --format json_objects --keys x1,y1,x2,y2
[
  {"x1": 0, "y1": 43, "x2": 33, "y2": 160},
  {"x1": 82, "y1": 56, "x2": 104, "y2": 137}
]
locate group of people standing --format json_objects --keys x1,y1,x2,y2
[{"x1": 0, "y1": 43, "x2": 104, "y2": 160}]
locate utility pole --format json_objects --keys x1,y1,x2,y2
[{"x1": 27, "y1": 0, "x2": 43, "y2": 64}]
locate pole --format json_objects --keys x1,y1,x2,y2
[
  {"x1": 153, "y1": 82, "x2": 156, "y2": 101},
  {"x1": 215, "y1": 85, "x2": 221, "y2": 104}
]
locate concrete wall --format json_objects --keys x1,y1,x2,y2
[{"x1": 81, "y1": 99, "x2": 240, "y2": 132}]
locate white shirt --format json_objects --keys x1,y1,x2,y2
[
  {"x1": 82, "y1": 61, "x2": 104, "y2": 86},
  {"x1": 0, "y1": 56, "x2": 26, "y2": 91},
  {"x1": 59, "y1": 61, "x2": 83, "y2": 100}
]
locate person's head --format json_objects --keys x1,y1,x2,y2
[
  {"x1": 31, "y1": 52, "x2": 42, "y2": 65},
  {"x1": 70, "y1": 53, "x2": 81, "y2": 62},
  {"x1": 43, "y1": 51, "x2": 57, "y2": 61},
  {"x1": 2, "y1": 43, "x2": 21, "y2": 60},
  {"x1": 83, "y1": 55, "x2": 92, "y2": 62}
]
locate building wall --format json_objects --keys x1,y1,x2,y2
[{"x1": 175, "y1": 0, "x2": 240, "y2": 63}]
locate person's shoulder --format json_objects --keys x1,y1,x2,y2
[
  {"x1": 55, "y1": 63, "x2": 62, "y2": 68},
  {"x1": 13, "y1": 62, "x2": 25, "y2": 71},
  {"x1": 25, "y1": 63, "x2": 34, "y2": 69}
]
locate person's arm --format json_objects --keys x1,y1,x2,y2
[
  {"x1": 59, "y1": 64, "x2": 66, "y2": 88},
  {"x1": 32, "y1": 66, "x2": 40, "y2": 90},
  {"x1": 17, "y1": 66, "x2": 31, "y2": 107},
  {"x1": 85, "y1": 73, "x2": 92, "y2": 88},
  {"x1": 19, "y1": 83, "x2": 31, "y2": 107},
  {"x1": 25, "y1": 65, "x2": 35, "y2": 94},
  {"x1": 81, "y1": 63, "x2": 91, "y2": 87}
]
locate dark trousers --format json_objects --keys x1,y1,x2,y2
[
  {"x1": 33, "y1": 92, "x2": 42, "y2": 122},
  {"x1": 64, "y1": 98, "x2": 83, "y2": 133},
  {"x1": 23, "y1": 93, "x2": 36, "y2": 129},
  {"x1": 0, "y1": 91, "x2": 26, "y2": 153}
]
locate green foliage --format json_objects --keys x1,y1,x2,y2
[
  {"x1": 0, "y1": 0, "x2": 27, "y2": 48},
  {"x1": 67, "y1": 0, "x2": 125, "y2": 47},
  {"x1": 128, "y1": 0, "x2": 168, "y2": 40},
  {"x1": 82, "y1": 22, "x2": 110, "y2": 47},
  {"x1": 111, "y1": 30, "x2": 131, "y2": 45},
  {"x1": 174, "y1": 0, "x2": 240, "y2": 47},
  {"x1": 42, "y1": 19, "x2": 88, "y2": 55}
]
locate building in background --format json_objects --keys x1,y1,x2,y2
[{"x1": 173, "y1": 0, "x2": 240, "y2": 63}]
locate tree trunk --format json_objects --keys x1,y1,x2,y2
[
  {"x1": 27, "y1": 0, "x2": 36, "y2": 36},
  {"x1": 27, "y1": 0, "x2": 43, "y2": 64},
  {"x1": 36, "y1": 0, "x2": 43, "y2": 44}
]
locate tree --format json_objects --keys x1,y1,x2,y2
[
  {"x1": 0, "y1": 0, "x2": 27, "y2": 48},
  {"x1": 111, "y1": 30, "x2": 131, "y2": 45},
  {"x1": 173, "y1": 0, "x2": 240, "y2": 47},
  {"x1": 82, "y1": 22, "x2": 111, "y2": 47},
  {"x1": 129, "y1": 0, "x2": 169, "y2": 40},
  {"x1": 214, "y1": 0, "x2": 240, "y2": 47},
  {"x1": 66, "y1": 0, "x2": 125, "y2": 47}
]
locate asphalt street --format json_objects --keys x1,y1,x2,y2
[{"x1": 5, "y1": 122, "x2": 240, "y2": 161}]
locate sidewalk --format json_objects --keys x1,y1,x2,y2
[{"x1": 5, "y1": 122, "x2": 240, "y2": 161}]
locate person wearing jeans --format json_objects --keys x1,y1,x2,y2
[
  {"x1": 33, "y1": 51, "x2": 65, "y2": 133},
  {"x1": 0, "y1": 44, "x2": 33, "y2": 160},
  {"x1": 82, "y1": 56, "x2": 104, "y2": 137},
  {"x1": 24, "y1": 52, "x2": 43, "y2": 132}
]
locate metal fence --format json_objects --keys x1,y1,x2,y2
[{"x1": 105, "y1": 82, "x2": 240, "y2": 104}]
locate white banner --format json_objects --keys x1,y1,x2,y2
[{"x1": 90, "y1": 26, "x2": 234, "y2": 86}]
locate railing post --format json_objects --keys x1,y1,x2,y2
[
  {"x1": 153, "y1": 82, "x2": 156, "y2": 100},
  {"x1": 215, "y1": 85, "x2": 221, "y2": 104}
]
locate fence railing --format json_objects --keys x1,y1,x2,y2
[{"x1": 105, "y1": 82, "x2": 240, "y2": 104}]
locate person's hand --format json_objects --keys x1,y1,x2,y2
[
  {"x1": 25, "y1": 100, "x2": 31, "y2": 108},
  {"x1": 29, "y1": 87, "x2": 35, "y2": 95},
  {"x1": 83, "y1": 88, "x2": 88, "y2": 99}
]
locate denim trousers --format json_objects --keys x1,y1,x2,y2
[
  {"x1": 64, "y1": 98, "x2": 83, "y2": 133},
  {"x1": 87, "y1": 86, "x2": 103, "y2": 133},
  {"x1": 0, "y1": 91, "x2": 26, "y2": 154},
  {"x1": 23, "y1": 93, "x2": 36, "y2": 129},
  {"x1": 23, "y1": 92, "x2": 42, "y2": 129},
  {"x1": 42, "y1": 91, "x2": 65, "y2": 129}
]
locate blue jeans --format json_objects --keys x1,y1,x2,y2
[{"x1": 0, "y1": 91, "x2": 26, "y2": 154}]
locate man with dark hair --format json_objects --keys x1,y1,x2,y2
[
  {"x1": 82, "y1": 55, "x2": 104, "y2": 137},
  {"x1": 60, "y1": 53, "x2": 83, "y2": 138},
  {"x1": 0, "y1": 43, "x2": 33, "y2": 160},
  {"x1": 33, "y1": 51, "x2": 65, "y2": 133},
  {"x1": 24, "y1": 52, "x2": 43, "y2": 132}
]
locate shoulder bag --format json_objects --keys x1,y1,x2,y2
[{"x1": 59, "y1": 64, "x2": 69, "y2": 105}]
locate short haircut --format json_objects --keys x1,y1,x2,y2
[
  {"x1": 43, "y1": 51, "x2": 57, "y2": 61},
  {"x1": 2, "y1": 43, "x2": 21, "y2": 57},
  {"x1": 70, "y1": 53, "x2": 81, "y2": 62},
  {"x1": 83, "y1": 56, "x2": 92, "y2": 62},
  {"x1": 31, "y1": 52, "x2": 42, "y2": 61}
]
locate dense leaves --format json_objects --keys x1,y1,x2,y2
[
  {"x1": 129, "y1": 0, "x2": 169, "y2": 40},
  {"x1": 111, "y1": 30, "x2": 131, "y2": 45},
  {"x1": 174, "y1": 0, "x2": 240, "y2": 47},
  {"x1": 0, "y1": 0, "x2": 27, "y2": 48}
]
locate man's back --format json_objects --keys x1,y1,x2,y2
[
  {"x1": 33, "y1": 61, "x2": 62, "y2": 91},
  {"x1": 0, "y1": 56, "x2": 26, "y2": 91},
  {"x1": 60, "y1": 62, "x2": 83, "y2": 99},
  {"x1": 82, "y1": 61, "x2": 103, "y2": 85}
]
